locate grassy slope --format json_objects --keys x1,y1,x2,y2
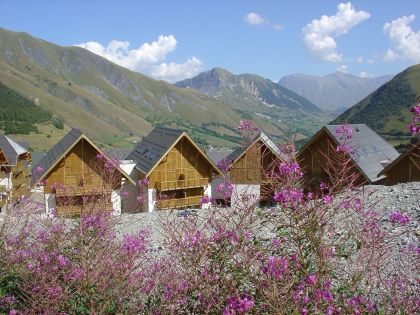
[
  {"x1": 332, "y1": 64, "x2": 420, "y2": 141},
  {"x1": 0, "y1": 28, "x2": 327, "y2": 150}
]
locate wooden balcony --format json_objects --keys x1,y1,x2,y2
[
  {"x1": 55, "y1": 185, "x2": 112, "y2": 197},
  {"x1": 56, "y1": 203, "x2": 114, "y2": 216},
  {"x1": 156, "y1": 196, "x2": 202, "y2": 209},
  {"x1": 12, "y1": 175, "x2": 30, "y2": 187},
  {"x1": 156, "y1": 178, "x2": 209, "y2": 191}
]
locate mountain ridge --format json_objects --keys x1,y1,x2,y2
[
  {"x1": 0, "y1": 28, "x2": 327, "y2": 150},
  {"x1": 278, "y1": 71, "x2": 393, "y2": 112},
  {"x1": 331, "y1": 64, "x2": 420, "y2": 140}
]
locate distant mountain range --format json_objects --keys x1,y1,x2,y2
[
  {"x1": 175, "y1": 68, "x2": 320, "y2": 113},
  {"x1": 0, "y1": 28, "x2": 328, "y2": 151},
  {"x1": 278, "y1": 72, "x2": 393, "y2": 112},
  {"x1": 332, "y1": 64, "x2": 420, "y2": 138}
]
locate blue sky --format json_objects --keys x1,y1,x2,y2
[{"x1": 0, "y1": 0, "x2": 419, "y2": 82}]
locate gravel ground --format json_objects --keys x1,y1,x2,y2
[{"x1": 114, "y1": 182, "x2": 420, "y2": 249}]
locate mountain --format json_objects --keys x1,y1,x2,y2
[
  {"x1": 278, "y1": 72, "x2": 393, "y2": 112},
  {"x1": 0, "y1": 28, "x2": 328, "y2": 151},
  {"x1": 175, "y1": 68, "x2": 328, "y2": 142},
  {"x1": 175, "y1": 68, "x2": 321, "y2": 113},
  {"x1": 331, "y1": 64, "x2": 420, "y2": 140}
]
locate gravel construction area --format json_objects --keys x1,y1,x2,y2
[{"x1": 114, "y1": 182, "x2": 420, "y2": 249}]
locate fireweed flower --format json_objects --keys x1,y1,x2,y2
[
  {"x1": 389, "y1": 211, "x2": 410, "y2": 225},
  {"x1": 200, "y1": 195, "x2": 213, "y2": 206},
  {"x1": 262, "y1": 256, "x2": 289, "y2": 279},
  {"x1": 335, "y1": 125, "x2": 353, "y2": 139},
  {"x1": 238, "y1": 120, "x2": 259, "y2": 132},
  {"x1": 279, "y1": 161, "x2": 303, "y2": 179},
  {"x1": 322, "y1": 195, "x2": 333, "y2": 204},
  {"x1": 274, "y1": 188, "x2": 304, "y2": 207},
  {"x1": 223, "y1": 294, "x2": 254, "y2": 314},
  {"x1": 217, "y1": 159, "x2": 231, "y2": 173}
]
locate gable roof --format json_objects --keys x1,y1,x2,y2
[
  {"x1": 31, "y1": 129, "x2": 136, "y2": 186},
  {"x1": 207, "y1": 149, "x2": 234, "y2": 165},
  {"x1": 128, "y1": 127, "x2": 222, "y2": 177},
  {"x1": 0, "y1": 135, "x2": 28, "y2": 166},
  {"x1": 378, "y1": 140, "x2": 420, "y2": 177},
  {"x1": 299, "y1": 124, "x2": 399, "y2": 183},
  {"x1": 224, "y1": 131, "x2": 285, "y2": 165}
]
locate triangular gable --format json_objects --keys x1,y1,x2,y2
[
  {"x1": 32, "y1": 129, "x2": 135, "y2": 186},
  {"x1": 226, "y1": 131, "x2": 285, "y2": 166},
  {"x1": 129, "y1": 127, "x2": 222, "y2": 177},
  {"x1": 145, "y1": 132, "x2": 222, "y2": 178},
  {"x1": 0, "y1": 135, "x2": 28, "y2": 166},
  {"x1": 378, "y1": 140, "x2": 420, "y2": 177},
  {"x1": 298, "y1": 125, "x2": 399, "y2": 183}
]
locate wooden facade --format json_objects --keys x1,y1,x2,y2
[
  {"x1": 226, "y1": 132, "x2": 285, "y2": 204},
  {"x1": 128, "y1": 128, "x2": 221, "y2": 211},
  {"x1": 379, "y1": 141, "x2": 420, "y2": 185},
  {"x1": 297, "y1": 125, "x2": 400, "y2": 190},
  {"x1": 0, "y1": 138, "x2": 31, "y2": 210},
  {"x1": 230, "y1": 140, "x2": 262, "y2": 185},
  {"x1": 44, "y1": 139, "x2": 117, "y2": 215},
  {"x1": 149, "y1": 136, "x2": 219, "y2": 210},
  {"x1": 33, "y1": 130, "x2": 135, "y2": 216},
  {"x1": 297, "y1": 128, "x2": 366, "y2": 189}
]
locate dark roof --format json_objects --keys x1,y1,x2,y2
[
  {"x1": 31, "y1": 152, "x2": 47, "y2": 166},
  {"x1": 302, "y1": 124, "x2": 399, "y2": 183},
  {"x1": 31, "y1": 129, "x2": 83, "y2": 185},
  {"x1": 128, "y1": 127, "x2": 184, "y2": 175},
  {"x1": 0, "y1": 135, "x2": 28, "y2": 166},
  {"x1": 378, "y1": 140, "x2": 420, "y2": 177},
  {"x1": 108, "y1": 148, "x2": 132, "y2": 161},
  {"x1": 206, "y1": 150, "x2": 234, "y2": 165},
  {"x1": 31, "y1": 128, "x2": 136, "y2": 186},
  {"x1": 224, "y1": 131, "x2": 285, "y2": 164}
]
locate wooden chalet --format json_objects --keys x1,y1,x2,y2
[
  {"x1": 127, "y1": 127, "x2": 222, "y2": 211},
  {"x1": 212, "y1": 131, "x2": 286, "y2": 206},
  {"x1": 0, "y1": 135, "x2": 31, "y2": 211},
  {"x1": 31, "y1": 129, "x2": 136, "y2": 216},
  {"x1": 378, "y1": 140, "x2": 420, "y2": 185},
  {"x1": 297, "y1": 124, "x2": 399, "y2": 188}
]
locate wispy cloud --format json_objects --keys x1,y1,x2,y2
[
  {"x1": 336, "y1": 64, "x2": 348, "y2": 73},
  {"x1": 302, "y1": 2, "x2": 370, "y2": 62},
  {"x1": 244, "y1": 12, "x2": 283, "y2": 31},
  {"x1": 383, "y1": 15, "x2": 420, "y2": 63},
  {"x1": 75, "y1": 35, "x2": 203, "y2": 82}
]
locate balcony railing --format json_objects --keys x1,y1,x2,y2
[
  {"x1": 156, "y1": 178, "x2": 208, "y2": 191},
  {"x1": 156, "y1": 196, "x2": 202, "y2": 209},
  {"x1": 56, "y1": 203, "x2": 114, "y2": 216},
  {"x1": 55, "y1": 185, "x2": 112, "y2": 197}
]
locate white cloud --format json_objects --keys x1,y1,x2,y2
[
  {"x1": 356, "y1": 56, "x2": 364, "y2": 63},
  {"x1": 245, "y1": 12, "x2": 265, "y2": 25},
  {"x1": 383, "y1": 15, "x2": 420, "y2": 63},
  {"x1": 337, "y1": 64, "x2": 348, "y2": 72},
  {"x1": 151, "y1": 57, "x2": 203, "y2": 82},
  {"x1": 359, "y1": 71, "x2": 375, "y2": 78},
  {"x1": 383, "y1": 49, "x2": 400, "y2": 62},
  {"x1": 244, "y1": 12, "x2": 283, "y2": 31},
  {"x1": 302, "y1": 2, "x2": 370, "y2": 62},
  {"x1": 76, "y1": 35, "x2": 203, "y2": 82}
]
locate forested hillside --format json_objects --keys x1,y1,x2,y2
[{"x1": 0, "y1": 83, "x2": 63, "y2": 134}]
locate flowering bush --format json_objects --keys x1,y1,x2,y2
[{"x1": 0, "y1": 123, "x2": 418, "y2": 314}]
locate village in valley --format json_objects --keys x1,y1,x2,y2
[{"x1": 1, "y1": 115, "x2": 419, "y2": 216}]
